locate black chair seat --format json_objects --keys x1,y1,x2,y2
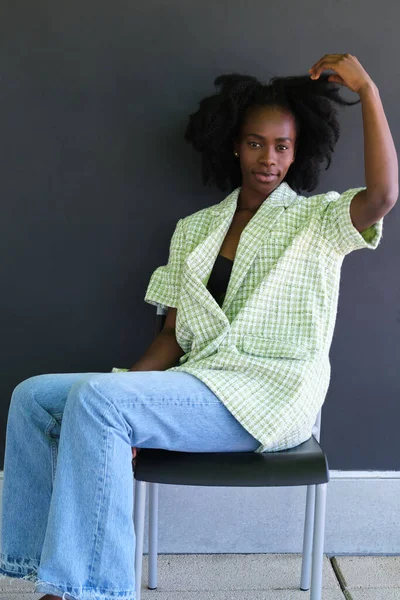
[{"x1": 134, "y1": 435, "x2": 329, "y2": 487}]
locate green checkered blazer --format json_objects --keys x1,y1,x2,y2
[{"x1": 140, "y1": 182, "x2": 383, "y2": 453}]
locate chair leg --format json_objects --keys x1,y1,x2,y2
[
  {"x1": 300, "y1": 484, "x2": 316, "y2": 590},
  {"x1": 134, "y1": 480, "x2": 147, "y2": 600},
  {"x1": 310, "y1": 483, "x2": 328, "y2": 600},
  {"x1": 148, "y1": 482, "x2": 159, "y2": 590}
]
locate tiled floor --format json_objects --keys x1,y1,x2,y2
[{"x1": 0, "y1": 554, "x2": 399, "y2": 599}]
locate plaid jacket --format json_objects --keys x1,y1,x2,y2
[{"x1": 138, "y1": 182, "x2": 383, "y2": 453}]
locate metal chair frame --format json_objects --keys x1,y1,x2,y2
[{"x1": 133, "y1": 305, "x2": 329, "y2": 600}]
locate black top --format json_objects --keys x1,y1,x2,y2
[{"x1": 206, "y1": 254, "x2": 233, "y2": 307}]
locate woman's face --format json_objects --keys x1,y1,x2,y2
[{"x1": 233, "y1": 105, "x2": 297, "y2": 197}]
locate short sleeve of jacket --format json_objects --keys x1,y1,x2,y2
[
  {"x1": 144, "y1": 218, "x2": 186, "y2": 311},
  {"x1": 319, "y1": 187, "x2": 384, "y2": 256}
]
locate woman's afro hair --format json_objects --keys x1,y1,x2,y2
[{"x1": 184, "y1": 72, "x2": 361, "y2": 194}]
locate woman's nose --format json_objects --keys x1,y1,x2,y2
[
  {"x1": 259, "y1": 147, "x2": 277, "y2": 161},
  {"x1": 259, "y1": 153, "x2": 276, "y2": 165}
]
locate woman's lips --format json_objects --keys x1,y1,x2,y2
[{"x1": 253, "y1": 172, "x2": 277, "y2": 183}]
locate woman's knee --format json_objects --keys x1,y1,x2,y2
[
  {"x1": 7, "y1": 375, "x2": 56, "y2": 419},
  {"x1": 12, "y1": 374, "x2": 54, "y2": 400},
  {"x1": 10, "y1": 373, "x2": 93, "y2": 414}
]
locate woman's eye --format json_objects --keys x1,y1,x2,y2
[{"x1": 248, "y1": 142, "x2": 288, "y2": 150}]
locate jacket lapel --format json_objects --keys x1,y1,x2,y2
[
  {"x1": 182, "y1": 192, "x2": 237, "y2": 324},
  {"x1": 182, "y1": 182, "x2": 298, "y2": 322}
]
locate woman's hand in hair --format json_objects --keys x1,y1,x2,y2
[{"x1": 308, "y1": 53, "x2": 374, "y2": 94}]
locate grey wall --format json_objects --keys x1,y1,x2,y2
[{"x1": 0, "y1": 1, "x2": 398, "y2": 470}]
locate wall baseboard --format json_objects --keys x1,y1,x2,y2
[
  {"x1": 329, "y1": 470, "x2": 400, "y2": 478},
  {"x1": 1, "y1": 471, "x2": 399, "y2": 554}
]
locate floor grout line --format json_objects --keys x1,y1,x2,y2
[{"x1": 330, "y1": 556, "x2": 353, "y2": 600}]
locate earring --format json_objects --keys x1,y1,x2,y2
[{"x1": 234, "y1": 152, "x2": 239, "y2": 157}]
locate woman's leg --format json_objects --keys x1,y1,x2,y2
[
  {"x1": 0, "y1": 372, "x2": 102, "y2": 588},
  {"x1": 1, "y1": 370, "x2": 260, "y2": 600}
]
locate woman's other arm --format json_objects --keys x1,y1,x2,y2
[
  {"x1": 128, "y1": 308, "x2": 185, "y2": 372},
  {"x1": 129, "y1": 307, "x2": 184, "y2": 464}
]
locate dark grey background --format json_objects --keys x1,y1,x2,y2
[{"x1": 0, "y1": 1, "x2": 398, "y2": 470}]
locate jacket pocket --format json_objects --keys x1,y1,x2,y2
[{"x1": 242, "y1": 334, "x2": 312, "y2": 360}]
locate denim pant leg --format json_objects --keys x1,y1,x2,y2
[
  {"x1": 1, "y1": 370, "x2": 260, "y2": 600},
  {"x1": 0, "y1": 372, "x2": 102, "y2": 589}
]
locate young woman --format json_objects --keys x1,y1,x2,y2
[{"x1": 0, "y1": 54, "x2": 397, "y2": 599}]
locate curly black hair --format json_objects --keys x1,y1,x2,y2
[{"x1": 184, "y1": 72, "x2": 361, "y2": 194}]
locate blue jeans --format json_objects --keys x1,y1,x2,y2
[{"x1": 0, "y1": 370, "x2": 260, "y2": 599}]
